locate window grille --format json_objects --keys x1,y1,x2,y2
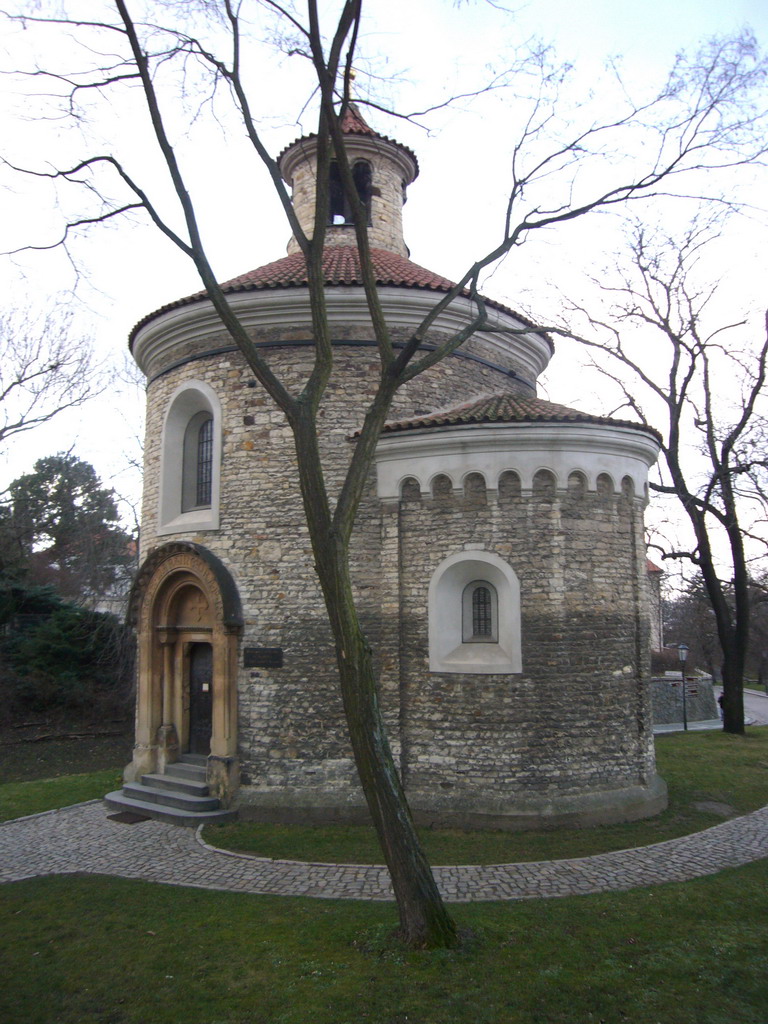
[
  {"x1": 472, "y1": 586, "x2": 493, "y2": 637},
  {"x1": 196, "y1": 417, "x2": 213, "y2": 507},
  {"x1": 462, "y1": 580, "x2": 498, "y2": 644}
]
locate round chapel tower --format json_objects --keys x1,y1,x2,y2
[{"x1": 114, "y1": 106, "x2": 666, "y2": 828}]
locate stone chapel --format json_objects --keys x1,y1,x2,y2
[{"x1": 107, "y1": 106, "x2": 667, "y2": 829}]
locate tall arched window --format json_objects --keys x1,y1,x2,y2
[
  {"x1": 158, "y1": 381, "x2": 222, "y2": 535},
  {"x1": 197, "y1": 416, "x2": 213, "y2": 505},
  {"x1": 182, "y1": 412, "x2": 214, "y2": 511}
]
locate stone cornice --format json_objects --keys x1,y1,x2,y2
[
  {"x1": 373, "y1": 420, "x2": 661, "y2": 499},
  {"x1": 279, "y1": 132, "x2": 419, "y2": 188},
  {"x1": 131, "y1": 287, "x2": 552, "y2": 383}
]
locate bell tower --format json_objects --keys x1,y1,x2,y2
[{"x1": 278, "y1": 104, "x2": 419, "y2": 258}]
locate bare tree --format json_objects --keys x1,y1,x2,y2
[
  {"x1": 0, "y1": 306, "x2": 102, "y2": 450},
  {"x1": 664, "y1": 578, "x2": 729, "y2": 679},
  {"x1": 3, "y1": 0, "x2": 768, "y2": 944},
  {"x1": 747, "y1": 579, "x2": 768, "y2": 690},
  {"x1": 568, "y1": 216, "x2": 768, "y2": 734}
]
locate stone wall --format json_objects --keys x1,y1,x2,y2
[
  {"x1": 134, "y1": 290, "x2": 664, "y2": 828},
  {"x1": 139, "y1": 336, "x2": 529, "y2": 816},
  {"x1": 390, "y1": 473, "x2": 659, "y2": 827},
  {"x1": 652, "y1": 676, "x2": 718, "y2": 725}
]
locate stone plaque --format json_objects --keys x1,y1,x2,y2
[{"x1": 243, "y1": 646, "x2": 284, "y2": 668}]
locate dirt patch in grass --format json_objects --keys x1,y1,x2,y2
[
  {"x1": 0, "y1": 718, "x2": 133, "y2": 784},
  {"x1": 692, "y1": 799, "x2": 737, "y2": 816}
]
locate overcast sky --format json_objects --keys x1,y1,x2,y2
[{"x1": 1, "y1": 0, "x2": 767, "y2": 533}]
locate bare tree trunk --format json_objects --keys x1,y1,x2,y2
[
  {"x1": 292, "y1": 411, "x2": 457, "y2": 948},
  {"x1": 331, "y1": 597, "x2": 457, "y2": 947},
  {"x1": 720, "y1": 636, "x2": 747, "y2": 735},
  {"x1": 313, "y1": 543, "x2": 457, "y2": 946}
]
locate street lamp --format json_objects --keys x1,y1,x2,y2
[{"x1": 678, "y1": 643, "x2": 689, "y2": 732}]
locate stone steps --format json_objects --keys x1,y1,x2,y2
[{"x1": 104, "y1": 754, "x2": 237, "y2": 827}]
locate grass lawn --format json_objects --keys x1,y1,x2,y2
[
  {"x1": 1, "y1": 728, "x2": 767, "y2": 1022},
  {"x1": 0, "y1": 768, "x2": 125, "y2": 822},
  {"x1": 1, "y1": 863, "x2": 767, "y2": 1024}
]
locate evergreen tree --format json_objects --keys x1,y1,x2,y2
[{"x1": 1, "y1": 454, "x2": 134, "y2": 605}]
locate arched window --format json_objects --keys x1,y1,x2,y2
[
  {"x1": 532, "y1": 468, "x2": 556, "y2": 499},
  {"x1": 400, "y1": 476, "x2": 421, "y2": 502},
  {"x1": 431, "y1": 473, "x2": 454, "y2": 501},
  {"x1": 463, "y1": 472, "x2": 487, "y2": 505},
  {"x1": 429, "y1": 551, "x2": 522, "y2": 674},
  {"x1": 597, "y1": 472, "x2": 615, "y2": 499},
  {"x1": 182, "y1": 412, "x2": 213, "y2": 511},
  {"x1": 462, "y1": 581, "x2": 498, "y2": 643},
  {"x1": 328, "y1": 160, "x2": 372, "y2": 225},
  {"x1": 197, "y1": 416, "x2": 213, "y2": 505},
  {"x1": 158, "y1": 381, "x2": 222, "y2": 535},
  {"x1": 498, "y1": 470, "x2": 521, "y2": 504}
]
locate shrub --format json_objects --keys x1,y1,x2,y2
[{"x1": 0, "y1": 589, "x2": 133, "y2": 717}]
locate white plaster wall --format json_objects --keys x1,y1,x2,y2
[{"x1": 374, "y1": 422, "x2": 660, "y2": 500}]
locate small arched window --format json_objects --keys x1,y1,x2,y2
[
  {"x1": 428, "y1": 551, "x2": 522, "y2": 674},
  {"x1": 462, "y1": 581, "x2": 498, "y2": 643},
  {"x1": 328, "y1": 159, "x2": 372, "y2": 225},
  {"x1": 498, "y1": 470, "x2": 521, "y2": 504},
  {"x1": 463, "y1": 472, "x2": 487, "y2": 505},
  {"x1": 400, "y1": 476, "x2": 421, "y2": 502}
]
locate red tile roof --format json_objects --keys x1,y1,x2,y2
[
  {"x1": 339, "y1": 102, "x2": 376, "y2": 135},
  {"x1": 219, "y1": 246, "x2": 456, "y2": 291},
  {"x1": 382, "y1": 392, "x2": 662, "y2": 441},
  {"x1": 129, "y1": 247, "x2": 549, "y2": 343}
]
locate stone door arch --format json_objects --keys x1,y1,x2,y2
[{"x1": 127, "y1": 542, "x2": 243, "y2": 804}]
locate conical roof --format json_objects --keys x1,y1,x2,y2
[
  {"x1": 277, "y1": 102, "x2": 419, "y2": 179},
  {"x1": 129, "y1": 247, "x2": 550, "y2": 345},
  {"x1": 339, "y1": 102, "x2": 378, "y2": 135}
]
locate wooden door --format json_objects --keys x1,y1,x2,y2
[{"x1": 188, "y1": 642, "x2": 213, "y2": 754}]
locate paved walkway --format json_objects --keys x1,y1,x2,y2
[{"x1": 1, "y1": 799, "x2": 767, "y2": 902}]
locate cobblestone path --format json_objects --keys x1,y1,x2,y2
[{"x1": 1, "y1": 800, "x2": 766, "y2": 902}]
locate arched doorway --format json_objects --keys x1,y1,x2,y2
[{"x1": 127, "y1": 543, "x2": 243, "y2": 805}]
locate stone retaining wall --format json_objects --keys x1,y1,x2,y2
[{"x1": 652, "y1": 676, "x2": 718, "y2": 724}]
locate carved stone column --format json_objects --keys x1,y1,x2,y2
[{"x1": 156, "y1": 627, "x2": 179, "y2": 772}]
